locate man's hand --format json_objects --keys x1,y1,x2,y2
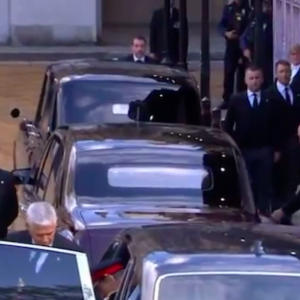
[
  {"x1": 297, "y1": 124, "x2": 300, "y2": 142},
  {"x1": 274, "y1": 151, "x2": 280, "y2": 163},
  {"x1": 243, "y1": 49, "x2": 251, "y2": 60},
  {"x1": 149, "y1": 53, "x2": 156, "y2": 59},
  {"x1": 225, "y1": 30, "x2": 237, "y2": 39},
  {"x1": 271, "y1": 208, "x2": 285, "y2": 223}
]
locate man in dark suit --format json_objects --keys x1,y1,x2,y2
[
  {"x1": 6, "y1": 202, "x2": 82, "y2": 252},
  {"x1": 149, "y1": 0, "x2": 188, "y2": 64},
  {"x1": 289, "y1": 44, "x2": 300, "y2": 92},
  {"x1": 0, "y1": 169, "x2": 18, "y2": 239},
  {"x1": 224, "y1": 65, "x2": 277, "y2": 213},
  {"x1": 268, "y1": 59, "x2": 300, "y2": 208},
  {"x1": 123, "y1": 36, "x2": 156, "y2": 64}
]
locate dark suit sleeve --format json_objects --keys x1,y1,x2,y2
[
  {"x1": 6, "y1": 230, "x2": 27, "y2": 243},
  {"x1": 282, "y1": 193, "x2": 300, "y2": 216},
  {"x1": 218, "y1": 6, "x2": 229, "y2": 36},
  {"x1": 0, "y1": 171, "x2": 18, "y2": 238},
  {"x1": 150, "y1": 10, "x2": 158, "y2": 54},
  {"x1": 240, "y1": 22, "x2": 253, "y2": 51},
  {"x1": 224, "y1": 95, "x2": 237, "y2": 136},
  {"x1": 55, "y1": 234, "x2": 84, "y2": 252}
]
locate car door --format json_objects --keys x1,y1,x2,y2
[
  {"x1": 30, "y1": 71, "x2": 55, "y2": 170},
  {"x1": 0, "y1": 241, "x2": 96, "y2": 300},
  {"x1": 19, "y1": 135, "x2": 63, "y2": 218}
]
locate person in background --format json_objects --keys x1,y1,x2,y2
[
  {"x1": 6, "y1": 202, "x2": 82, "y2": 251},
  {"x1": 240, "y1": 0, "x2": 273, "y2": 88},
  {"x1": 149, "y1": 0, "x2": 188, "y2": 64},
  {"x1": 218, "y1": 0, "x2": 251, "y2": 109},
  {"x1": 0, "y1": 169, "x2": 18, "y2": 239},
  {"x1": 224, "y1": 65, "x2": 277, "y2": 214},
  {"x1": 123, "y1": 36, "x2": 156, "y2": 64},
  {"x1": 267, "y1": 60, "x2": 300, "y2": 209},
  {"x1": 289, "y1": 44, "x2": 300, "y2": 91}
]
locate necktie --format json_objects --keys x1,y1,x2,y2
[
  {"x1": 136, "y1": 60, "x2": 143, "y2": 63},
  {"x1": 253, "y1": 93, "x2": 258, "y2": 108},
  {"x1": 285, "y1": 87, "x2": 292, "y2": 105}
]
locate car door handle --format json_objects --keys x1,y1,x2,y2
[{"x1": 28, "y1": 131, "x2": 40, "y2": 137}]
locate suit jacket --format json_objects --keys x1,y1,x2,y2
[
  {"x1": 224, "y1": 90, "x2": 278, "y2": 149},
  {"x1": 267, "y1": 84, "x2": 300, "y2": 148},
  {"x1": 122, "y1": 54, "x2": 156, "y2": 64},
  {"x1": 0, "y1": 169, "x2": 18, "y2": 239},
  {"x1": 290, "y1": 68, "x2": 300, "y2": 93},
  {"x1": 6, "y1": 230, "x2": 83, "y2": 252},
  {"x1": 149, "y1": 7, "x2": 188, "y2": 62}
]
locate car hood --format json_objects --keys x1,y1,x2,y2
[{"x1": 78, "y1": 199, "x2": 251, "y2": 229}]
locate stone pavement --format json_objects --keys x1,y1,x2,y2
[{"x1": 0, "y1": 26, "x2": 225, "y2": 62}]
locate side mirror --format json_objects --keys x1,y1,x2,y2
[
  {"x1": 11, "y1": 168, "x2": 34, "y2": 185},
  {"x1": 128, "y1": 100, "x2": 150, "y2": 122},
  {"x1": 10, "y1": 108, "x2": 20, "y2": 118}
]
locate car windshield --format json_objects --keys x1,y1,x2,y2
[
  {"x1": 73, "y1": 146, "x2": 250, "y2": 212},
  {"x1": 0, "y1": 241, "x2": 95, "y2": 300},
  {"x1": 156, "y1": 273, "x2": 299, "y2": 300},
  {"x1": 59, "y1": 79, "x2": 201, "y2": 125}
]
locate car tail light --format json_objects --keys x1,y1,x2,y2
[{"x1": 92, "y1": 263, "x2": 123, "y2": 283}]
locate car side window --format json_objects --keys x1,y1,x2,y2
[
  {"x1": 36, "y1": 137, "x2": 63, "y2": 201},
  {"x1": 101, "y1": 241, "x2": 122, "y2": 261},
  {"x1": 43, "y1": 143, "x2": 64, "y2": 205},
  {"x1": 36, "y1": 72, "x2": 52, "y2": 125}
]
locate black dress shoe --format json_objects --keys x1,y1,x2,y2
[{"x1": 219, "y1": 101, "x2": 229, "y2": 110}]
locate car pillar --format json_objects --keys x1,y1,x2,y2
[
  {"x1": 162, "y1": 0, "x2": 172, "y2": 64},
  {"x1": 201, "y1": 97, "x2": 212, "y2": 126},
  {"x1": 178, "y1": 0, "x2": 188, "y2": 70},
  {"x1": 200, "y1": 0, "x2": 210, "y2": 100}
]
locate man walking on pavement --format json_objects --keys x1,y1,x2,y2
[
  {"x1": 289, "y1": 44, "x2": 300, "y2": 92},
  {"x1": 240, "y1": 0, "x2": 273, "y2": 89},
  {"x1": 149, "y1": 0, "x2": 188, "y2": 64},
  {"x1": 267, "y1": 60, "x2": 300, "y2": 208},
  {"x1": 224, "y1": 65, "x2": 277, "y2": 213},
  {"x1": 218, "y1": 0, "x2": 251, "y2": 109}
]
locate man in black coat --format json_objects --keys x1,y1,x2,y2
[
  {"x1": 224, "y1": 65, "x2": 277, "y2": 213},
  {"x1": 289, "y1": 44, "x2": 300, "y2": 92},
  {"x1": 6, "y1": 201, "x2": 82, "y2": 252},
  {"x1": 149, "y1": 0, "x2": 188, "y2": 64},
  {"x1": 123, "y1": 36, "x2": 156, "y2": 64},
  {"x1": 267, "y1": 59, "x2": 300, "y2": 207},
  {"x1": 0, "y1": 169, "x2": 18, "y2": 239}
]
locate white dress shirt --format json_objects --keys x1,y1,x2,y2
[
  {"x1": 291, "y1": 64, "x2": 300, "y2": 81},
  {"x1": 276, "y1": 81, "x2": 293, "y2": 104},
  {"x1": 30, "y1": 240, "x2": 52, "y2": 274},
  {"x1": 247, "y1": 90, "x2": 261, "y2": 107},
  {"x1": 133, "y1": 55, "x2": 145, "y2": 62}
]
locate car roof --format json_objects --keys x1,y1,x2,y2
[
  {"x1": 48, "y1": 59, "x2": 193, "y2": 84},
  {"x1": 120, "y1": 223, "x2": 300, "y2": 275},
  {"x1": 56, "y1": 123, "x2": 237, "y2": 152}
]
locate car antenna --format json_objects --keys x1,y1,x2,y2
[
  {"x1": 251, "y1": 240, "x2": 265, "y2": 257},
  {"x1": 136, "y1": 104, "x2": 140, "y2": 129}
]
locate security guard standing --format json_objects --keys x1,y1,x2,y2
[
  {"x1": 240, "y1": 0, "x2": 273, "y2": 88},
  {"x1": 218, "y1": 0, "x2": 250, "y2": 109}
]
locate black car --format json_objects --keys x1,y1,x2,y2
[
  {"x1": 92, "y1": 222, "x2": 300, "y2": 300},
  {"x1": 11, "y1": 59, "x2": 201, "y2": 170},
  {"x1": 12, "y1": 122, "x2": 255, "y2": 265}
]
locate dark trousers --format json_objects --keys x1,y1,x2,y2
[
  {"x1": 275, "y1": 136, "x2": 300, "y2": 207},
  {"x1": 223, "y1": 46, "x2": 246, "y2": 103},
  {"x1": 242, "y1": 147, "x2": 273, "y2": 214}
]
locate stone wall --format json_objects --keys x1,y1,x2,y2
[{"x1": 0, "y1": 0, "x2": 97, "y2": 45}]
